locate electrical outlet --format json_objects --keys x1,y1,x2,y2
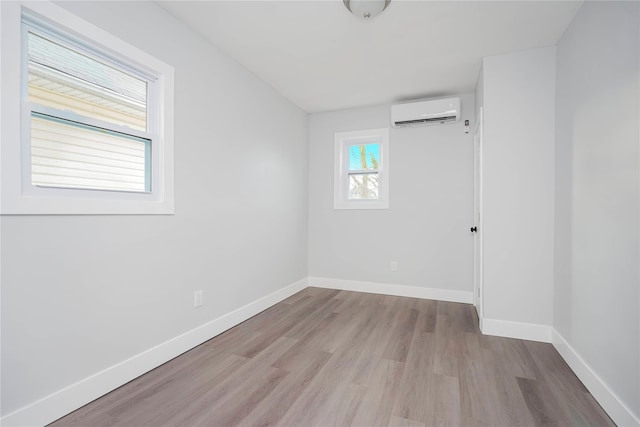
[
  {"x1": 390, "y1": 261, "x2": 398, "y2": 272},
  {"x1": 194, "y1": 290, "x2": 203, "y2": 308}
]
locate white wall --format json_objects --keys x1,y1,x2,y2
[
  {"x1": 308, "y1": 95, "x2": 474, "y2": 295},
  {"x1": 1, "y1": 0, "x2": 308, "y2": 417},
  {"x1": 474, "y1": 65, "x2": 483, "y2": 125},
  {"x1": 481, "y1": 46, "x2": 556, "y2": 329},
  {"x1": 554, "y1": 1, "x2": 640, "y2": 420}
]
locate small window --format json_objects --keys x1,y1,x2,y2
[
  {"x1": 0, "y1": 2, "x2": 174, "y2": 214},
  {"x1": 334, "y1": 128, "x2": 389, "y2": 209},
  {"x1": 347, "y1": 142, "x2": 380, "y2": 200}
]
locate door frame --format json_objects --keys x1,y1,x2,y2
[{"x1": 473, "y1": 107, "x2": 484, "y2": 326}]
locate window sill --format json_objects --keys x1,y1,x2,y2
[{"x1": 333, "y1": 200, "x2": 389, "y2": 210}]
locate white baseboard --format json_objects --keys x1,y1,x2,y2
[
  {"x1": 308, "y1": 276, "x2": 473, "y2": 304},
  {"x1": 552, "y1": 329, "x2": 640, "y2": 427},
  {"x1": 475, "y1": 304, "x2": 484, "y2": 331},
  {"x1": 481, "y1": 318, "x2": 552, "y2": 343},
  {"x1": 1, "y1": 278, "x2": 308, "y2": 427}
]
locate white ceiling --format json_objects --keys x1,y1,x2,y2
[{"x1": 159, "y1": 1, "x2": 582, "y2": 113}]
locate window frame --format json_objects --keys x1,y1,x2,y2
[
  {"x1": 1, "y1": 1, "x2": 174, "y2": 214},
  {"x1": 334, "y1": 128, "x2": 389, "y2": 210}
]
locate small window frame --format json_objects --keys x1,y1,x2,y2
[
  {"x1": 1, "y1": 1, "x2": 174, "y2": 214},
  {"x1": 334, "y1": 128, "x2": 389, "y2": 210}
]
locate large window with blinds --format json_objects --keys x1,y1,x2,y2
[
  {"x1": 0, "y1": 2, "x2": 174, "y2": 214},
  {"x1": 25, "y1": 21, "x2": 153, "y2": 193}
]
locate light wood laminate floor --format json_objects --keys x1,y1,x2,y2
[{"x1": 51, "y1": 287, "x2": 615, "y2": 427}]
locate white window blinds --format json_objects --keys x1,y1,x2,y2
[{"x1": 31, "y1": 114, "x2": 150, "y2": 192}]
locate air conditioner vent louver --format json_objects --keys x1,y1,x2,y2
[
  {"x1": 391, "y1": 97, "x2": 460, "y2": 128},
  {"x1": 394, "y1": 116, "x2": 458, "y2": 126}
]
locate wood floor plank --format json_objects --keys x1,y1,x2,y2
[
  {"x1": 276, "y1": 352, "x2": 364, "y2": 427},
  {"x1": 330, "y1": 290, "x2": 363, "y2": 313},
  {"x1": 233, "y1": 294, "x2": 334, "y2": 358},
  {"x1": 308, "y1": 382, "x2": 365, "y2": 427},
  {"x1": 391, "y1": 331, "x2": 436, "y2": 422},
  {"x1": 114, "y1": 354, "x2": 250, "y2": 427},
  {"x1": 432, "y1": 314, "x2": 463, "y2": 378},
  {"x1": 350, "y1": 358, "x2": 405, "y2": 427},
  {"x1": 388, "y1": 416, "x2": 426, "y2": 427},
  {"x1": 493, "y1": 337, "x2": 539, "y2": 380},
  {"x1": 241, "y1": 350, "x2": 332, "y2": 427},
  {"x1": 423, "y1": 373, "x2": 462, "y2": 427},
  {"x1": 523, "y1": 341, "x2": 616, "y2": 426},
  {"x1": 282, "y1": 297, "x2": 342, "y2": 340},
  {"x1": 50, "y1": 289, "x2": 615, "y2": 427},
  {"x1": 382, "y1": 308, "x2": 419, "y2": 362},
  {"x1": 322, "y1": 302, "x2": 386, "y2": 354},
  {"x1": 517, "y1": 376, "x2": 564, "y2": 426},
  {"x1": 484, "y1": 346, "x2": 538, "y2": 427},
  {"x1": 191, "y1": 366, "x2": 289, "y2": 427},
  {"x1": 159, "y1": 337, "x2": 297, "y2": 426},
  {"x1": 270, "y1": 313, "x2": 341, "y2": 371},
  {"x1": 458, "y1": 335, "x2": 499, "y2": 426},
  {"x1": 415, "y1": 300, "x2": 437, "y2": 333}
]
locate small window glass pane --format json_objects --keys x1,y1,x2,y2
[
  {"x1": 27, "y1": 32, "x2": 147, "y2": 131},
  {"x1": 31, "y1": 113, "x2": 150, "y2": 192},
  {"x1": 349, "y1": 143, "x2": 380, "y2": 171},
  {"x1": 349, "y1": 172, "x2": 379, "y2": 200}
]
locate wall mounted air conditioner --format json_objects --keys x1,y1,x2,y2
[{"x1": 391, "y1": 97, "x2": 460, "y2": 127}]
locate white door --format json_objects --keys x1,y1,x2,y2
[{"x1": 473, "y1": 108, "x2": 484, "y2": 324}]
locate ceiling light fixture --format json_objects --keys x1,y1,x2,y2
[{"x1": 343, "y1": 0, "x2": 391, "y2": 20}]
